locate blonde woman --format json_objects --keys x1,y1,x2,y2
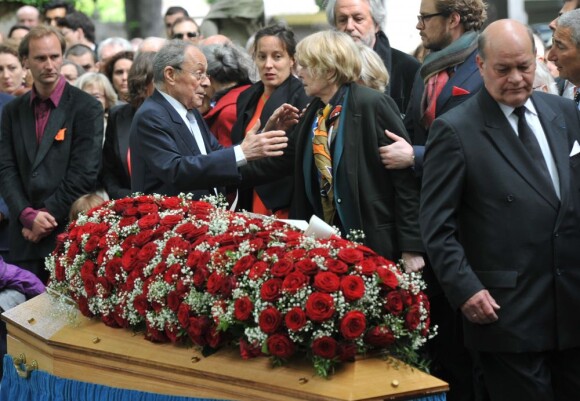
[
  {"x1": 357, "y1": 42, "x2": 389, "y2": 92},
  {"x1": 76, "y1": 72, "x2": 118, "y2": 136}
]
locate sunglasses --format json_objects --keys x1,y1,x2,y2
[{"x1": 172, "y1": 32, "x2": 198, "y2": 40}]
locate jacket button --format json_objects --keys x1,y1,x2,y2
[
  {"x1": 506, "y1": 195, "x2": 514, "y2": 202},
  {"x1": 31, "y1": 172, "x2": 38, "y2": 178},
  {"x1": 336, "y1": 198, "x2": 342, "y2": 204}
]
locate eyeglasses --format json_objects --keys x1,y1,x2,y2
[
  {"x1": 417, "y1": 12, "x2": 447, "y2": 25},
  {"x1": 172, "y1": 32, "x2": 198, "y2": 40},
  {"x1": 174, "y1": 66, "x2": 209, "y2": 81}
]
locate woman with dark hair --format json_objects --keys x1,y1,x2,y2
[
  {"x1": 0, "y1": 44, "x2": 29, "y2": 96},
  {"x1": 201, "y1": 42, "x2": 253, "y2": 147},
  {"x1": 103, "y1": 50, "x2": 134, "y2": 103},
  {"x1": 230, "y1": 23, "x2": 309, "y2": 217},
  {"x1": 101, "y1": 52, "x2": 155, "y2": 199}
]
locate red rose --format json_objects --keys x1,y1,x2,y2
[
  {"x1": 249, "y1": 261, "x2": 269, "y2": 279},
  {"x1": 400, "y1": 290, "x2": 414, "y2": 306},
  {"x1": 371, "y1": 256, "x2": 395, "y2": 268},
  {"x1": 137, "y1": 202, "x2": 158, "y2": 215},
  {"x1": 377, "y1": 267, "x2": 399, "y2": 289},
  {"x1": 288, "y1": 248, "x2": 306, "y2": 260},
  {"x1": 326, "y1": 259, "x2": 348, "y2": 274},
  {"x1": 340, "y1": 275, "x2": 365, "y2": 301},
  {"x1": 145, "y1": 322, "x2": 168, "y2": 343},
  {"x1": 133, "y1": 294, "x2": 148, "y2": 317},
  {"x1": 165, "y1": 324, "x2": 181, "y2": 344},
  {"x1": 233, "y1": 255, "x2": 257, "y2": 275},
  {"x1": 119, "y1": 216, "x2": 137, "y2": 228},
  {"x1": 164, "y1": 263, "x2": 183, "y2": 284},
  {"x1": 205, "y1": 326, "x2": 224, "y2": 349},
  {"x1": 137, "y1": 242, "x2": 158, "y2": 263},
  {"x1": 66, "y1": 241, "x2": 79, "y2": 262},
  {"x1": 263, "y1": 246, "x2": 285, "y2": 260},
  {"x1": 77, "y1": 296, "x2": 93, "y2": 317},
  {"x1": 96, "y1": 277, "x2": 112, "y2": 297},
  {"x1": 259, "y1": 306, "x2": 282, "y2": 334},
  {"x1": 314, "y1": 271, "x2": 340, "y2": 293},
  {"x1": 160, "y1": 196, "x2": 183, "y2": 210},
  {"x1": 312, "y1": 336, "x2": 338, "y2": 359},
  {"x1": 80, "y1": 260, "x2": 96, "y2": 280},
  {"x1": 365, "y1": 326, "x2": 395, "y2": 348},
  {"x1": 121, "y1": 248, "x2": 140, "y2": 272},
  {"x1": 137, "y1": 213, "x2": 160, "y2": 230},
  {"x1": 193, "y1": 266, "x2": 209, "y2": 288},
  {"x1": 206, "y1": 272, "x2": 225, "y2": 295},
  {"x1": 405, "y1": 305, "x2": 422, "y2": 331},
  {"x1": 295, "y1": 259, "x2": 319, "y2": 276},
  {"x1": 270, "y1": 259, "x2": 294, "y2": 277},
  {"x1": 337, "y1": 342, "x2": 356, "y2": 362},
  {"x1": 267, "y1": 333, "x2": 295, "y2": 358},
  {"x1": 123, "y1": 206, "x2": 139, "y2": 217},
  {"x1": 240, "y1": 338, "x2": 262, "y2": 359},
  {"x1": 260, "y1": 278, "x2": 283, "y2": 302},
  {"x1": 84, "y1": 236, "x2": 100, "y2": 253},
  {"x1": 133, "y1": 230, "x2": 154, "y2": 247},
  {"x1": 305, "y1": 292, "x2": 335, "y2": 322},
  {"x1": 234, "y1": 296, "x2": 253, "y2": 321},
  {"x1": 385, "y1": 291, "x2": 404, "y2": 315},
  {"x1": 186, "y1": 250, "x2": 202, "y2": 268},
  {"x1": 101, "y1": 313, "x2": 120, "y2": 328},
  {"x1": 189, "y1": 201, "x2": 213, "y2": 218},
  {"x1": 54, "y1": 259, "x2": 65, "y2": 281},
  {"x1": 167, "y1": 291, "x2": 181, "y2": 312},
  {"x1": 358, "y1": 259, "x2": 377, "y2": 276},
  {"x1": 188, "y1": 315, "x2": 211, "y2": 339},
  {"x1": 162, "y1": 236, "x2": 189, "y2": 257},
  {"x1": 340, "y1": 311, "x2": 366, "y2": 340},
  {"x1": 177, "y1": 303, "x2": 191, "y2": 328},
  {"x1": 337, "y1": 248, "x2": 364, "y2": 265},
  {"x1": 83, "y1": 275, "x2": 97, "y2": 297},
  {"x1": 176, "y1": 223, "x2": 208, "y2": 241},
  {"x1": 285, "y1": 307, "x2": 307, "y2": 331},
  {"x1": 282, "y1": 271, "x2": 308, "y2": 293},
  {"x1": 249, "y1": 238, "x2": 265, "y2": 251}
]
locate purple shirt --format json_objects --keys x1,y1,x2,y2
[{"x1": 19, "y1": 76, "x2": 67, "y2": 228}]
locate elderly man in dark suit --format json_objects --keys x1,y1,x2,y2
[
  {"x1": 0, "y1": 26, "x2": 103, "y2": 282},
  {"x1": 129, "y1": 40, "x2": 287, "y2": 198},
  {"x1": 325, "y1": 0, "x2": 419, "y2": 115},
  {"x1": 421, "y1": 19, "x2": 580, "y2": 400}
]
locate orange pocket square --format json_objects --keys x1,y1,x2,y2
[
  {"x1": 452, "y1": 86, "x2": 470, "y2": 96},
  {"x1": 55, "y1": 128, "x2": 66, "y2": 141}
]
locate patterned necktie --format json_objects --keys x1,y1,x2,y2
[
  {"x1": 312, "y1": 103, "x2": 341, "y2": 224},
  {"x1": 513, "y1": 106, "x2": 553, "y2": 188}
]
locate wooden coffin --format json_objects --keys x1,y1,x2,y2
[{"x1": 3, "y1": 293, "x2": 448, "y2": 401}]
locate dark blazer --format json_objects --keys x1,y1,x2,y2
[
  {"x1": 0, "y1": 83, "x2": 103, "y2": 263},
  {"x1": 230, "y1": 75, "x2": 309, "y2": 212},
  {"x1": 130, "y1": 89, "x2": 241, "y2": 197},
  {"x1": 0, "y1": 93, "x2": 14, "y2": 255},
  {"x1": 374, "y1": 30, "x2": 420, "y2": 115},
  {"x1": 102, "y1": 103, "x2": 134, "y2": 199},
  {"x1": 243, "y1": 83, "x2": 423, "y2": 260},
  {"x1": 404, "y1": 49, "x2": 482, "y2": 176},
  {"x1": 420, "y1": 88, "x2": 580, "y2": 353}
]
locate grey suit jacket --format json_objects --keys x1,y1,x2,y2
[{"x1": 420, "y1": 87, "x2": 580, "y2": 352}]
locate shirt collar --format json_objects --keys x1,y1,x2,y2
[
  {"x1": 498, "y1": 97, "x2": 537, "y2": 120},
  {"x1": 29, "y1": 75, "x2": 67, "y2": 107},
  {"x1": 158, "y1": 89, "x2": 189, "y2": 121}
]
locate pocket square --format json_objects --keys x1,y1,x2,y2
[
  {"x1": 55, "y1": 128, "x2": 66, "y2": 141},
  {"x1": 570, "y1": 140, "x2": 580, "y2": 157},
  {"x1": 452, "y1": 86, "x2": 470, "y2": 96}
]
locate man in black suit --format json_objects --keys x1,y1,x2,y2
[
  {"x1": 129, "y1": 40, "x2": 287, "y2": 198},
  {"x1": 325, "y1": 0, "x2": 419, "y2": 115},
  {"x1": 0, "y1": 26, "x2": 103, "y2": 282},
  {"x1": 421, "y1": 19, "x2": 580, "y2": 400}
]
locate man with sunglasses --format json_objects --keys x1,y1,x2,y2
[
  {"x1": 163, "y1": 6, "x2": 188, "y2": 39},
  {"x1": 170, "y1": 17, "x2": 201, "y2": 44}
]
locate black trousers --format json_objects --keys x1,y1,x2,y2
[{"x1": 478, "y1": 347, "x2": 580, "y2": 401}]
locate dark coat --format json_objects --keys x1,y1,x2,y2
[
  {"x1": 102, "y1": 103, "x2": 134, "y2": 199},
  {"x1": 374, "y1": 30, "x2": 420, "y2": 115},
  {"x1": 0, "y1": 83, "x2": 103, "y2": 262},
  {"x1": 231, "y1": 75, "x2": 310, "y2": 212},
  {"x1": 420, "y1": 88, "x2": 580, "y2": 352},
  {"x1": 130, "y1": 89, "x2": 241, "y2": 197},
  {"x1": 242, "y1": 83, "x2": 423, "y2": 260}
]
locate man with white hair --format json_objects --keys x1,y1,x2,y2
[
  {"x1": 16, "y1": 5, "x2": 40, "y2": 27},
  {"x1": 325, "y1": 0, "x2": 419, "y2": 114}
]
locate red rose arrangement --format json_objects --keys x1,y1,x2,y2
[{"x1": 46, "y1": 194, "x2": 434, "y2": 377}]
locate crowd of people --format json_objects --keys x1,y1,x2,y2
[{"x1": 0, "y1": 0, "x2": 579, "y2": 400}]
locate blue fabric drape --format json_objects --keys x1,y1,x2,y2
[{"x1": 1, "y1": 355, "x2": 446, "y2": 401}]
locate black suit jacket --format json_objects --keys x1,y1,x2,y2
[
  {"x1": 230, "y1": 75, "x2": 309, "y2": 211},
  {"x1": 374, "y1": 30, "x2": 420, "y2": 115},
  {"x1": 130, "y1": 90, "x2": 241, "y2": 197},
  {"x1": 0, "y1": 83, "x2": 103, "y2": 262},
  {"x1": 102, "y1": 103, "x2": 134, "y2": 199},
  {"x1": 242, "y1": 83, "x2": 423, "y2": 260},
  {"x1": 420, "y1": 88, "x2": 580, "y2": 352}
]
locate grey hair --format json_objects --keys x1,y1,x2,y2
[
  {"x1": 75, "y1": 72, "x2": 118, "y2": 109},
  {"x1": 201, "y1": 43, "x2": 254, "y2": 84},
  {"x1": 325, "y1": 0, "x2": 386, "y2": 28},
  {"x1": 153, "y1": 40, "x2": 190, "y2": 85},
  {"x1": 558, "y1": 8, "x2": 580, "y2": 47},
  {"x1": 357, "y1": 42, "x2": 389, "y2": 92},
  {"x1": 533, "y1": 60, "x2": 558, "y2": 95},
  {"x1": 97, "y1": 37, "x2": 133, "y2": 60}
]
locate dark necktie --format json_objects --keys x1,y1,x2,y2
[
  {"x1": 574, "y1": 88, "x2": 580, "y2": 105},
  {"x1": 513, "y1": 106, "x2": 552, "y2": 187}
]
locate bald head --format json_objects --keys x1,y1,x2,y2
[
  {"x1": 476, "y1": 19, "x2": 537, "y2": 107},
  {"x1": 17, "y1": 5, "x2": 40, "y2": 27}
]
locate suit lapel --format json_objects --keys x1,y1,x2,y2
[
  {"x1": 437, "y1": 51, "x2": 479, "y2": 114},
  {"x1": 479, "y1": 89, "x2": 559, "y2": 210},
  {"x1": 19, "y1": 94, "x2": 37, "y2": 164},
  {"x1": 152, "y1": 90, "x2": 199, "y2": 154}
]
